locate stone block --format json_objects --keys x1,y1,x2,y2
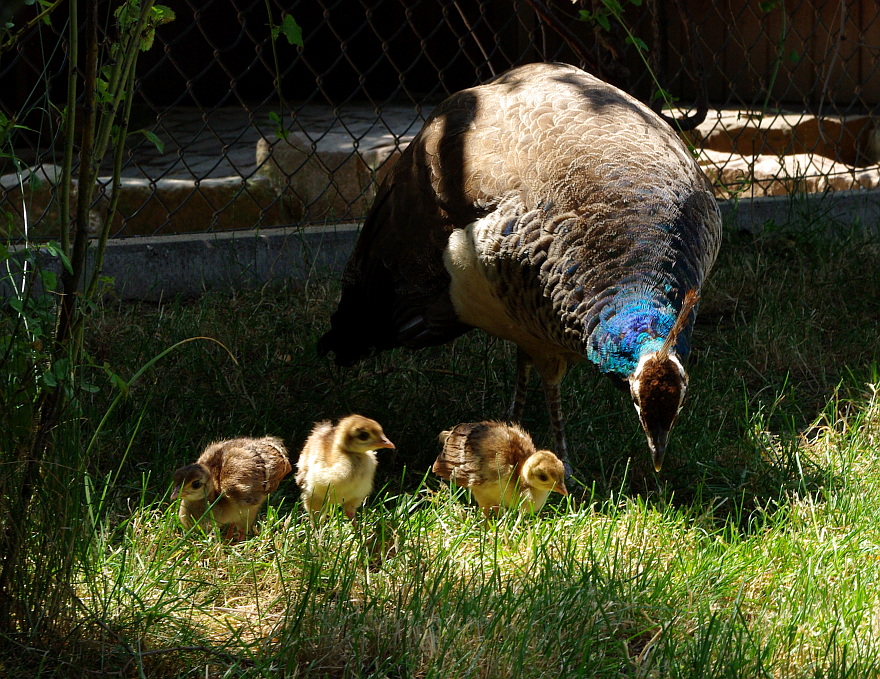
[
  {"x1": 0, "y1": 164, "x2": 94, "y2": 240},
  {"x1": 94, "y1": 174, "x2": 284, "y2": 237},
  {"x1": 699, "y1": 149, "x2": 880, "y2": 198},
  {"x1": 686, "y1": 111, "x2": 876, "y2": 166},
  {"x1": 255, "y1": 131, "x2": 408, "y2": 222}
]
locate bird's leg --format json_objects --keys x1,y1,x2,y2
[
  {"x1": 532, "y1": 355, "x2": 572, "y2": 478},
  {"x1": 543, "y1": 379, "x2": 572, "y2": 478},
  {"x1": 508, "y1": 348, "x2": 532, "y2": 422}
]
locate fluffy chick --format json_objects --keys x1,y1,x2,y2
[
  {"x1": 296, "y1": 414, "x2": 395, "y2": 522},
  {"x1": 433, "y1": 421, "x2": 567, "y2": 515},
  {"x1": 172, "y1": 436, "x2": 292, "y2": 541}
]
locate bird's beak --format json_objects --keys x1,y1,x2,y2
[
  {"x1": 645, "y1": 426, "x2": 670, "y2": 472},
  {"x1": 378, "y1": 437, "x2": 396, "y2": 450},
  {"x1": 170, "y1": 486, "x2": 181, "y2": 501},
  {"x1": 554, "y1": 481, "x2": 568, "y2": 496}
]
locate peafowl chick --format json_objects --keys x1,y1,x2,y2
[
  {"x1": 317, "y1": 62, "x2": 721, "y2": 474},
  {"x1": 433, "y1": 421, "x2": 567, "y2": 515},
  {"x1": 172, "y1": 436, "x2": 292, "y2": 541},
  {"x1": 295, "y1": 414, "x2": 395, "y2": 522}
]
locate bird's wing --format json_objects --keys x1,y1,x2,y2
[
  {"x1": 257, "y1": 436, "x2": 293, "y2": 492},
  {"x1": 432, "y1": 422, "x2": 520, "y2": 487},
  {"x1": 318, "y1": 83, "x2": 503, "y2": 364}
]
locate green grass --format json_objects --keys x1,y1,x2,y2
[{"x1": 6, "y1": 210, "x2": 880, "y2": 676}]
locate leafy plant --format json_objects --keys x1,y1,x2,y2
[
  {"x1": 0, "y1": 0, "x2": 174, "y2": 649},
  {"x1": 264, "y1": 7, "x2": 303, "y2": 140},
  {"x1": 578, "y1": 0, "x2": 678, "y2": 110}
]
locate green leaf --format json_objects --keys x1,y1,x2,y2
[
  {"x1": 41, "y1": 369, "x2": 57, "y2": 388},
  {"x1": 141, "y1": 129, "x2": 164, "y2": 153},
  {"x1": 268, "y1": 111, "x2": 288, "y2": 140},
  {"x1": 40, "y1": 269, "x2": 57, "y2": 291},
  {"x1": 626, "y1": 35, "x2": 648, "y2": 52},
  {"x1": 151, "y1": 5, "x2": 176, "y2": 24},
  {"x1": 601, "y1": 0, "x2": 624, "y2": 15},
  {"x1": 95, "y1": 78, "x2": 114, "y2": 104},
  {"x1": 272, "y1": 15, "x2": 303, "y2": 46},
  {"x1": 43, "y1": 241, "x2": 73, "y2": 274},
  {"x1": 652, "y1": 87, "x2": 678, "y2": 103}
]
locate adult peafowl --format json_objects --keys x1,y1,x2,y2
[{"x1": 318, "y1": 62, "x2": 722, "y2": 475}]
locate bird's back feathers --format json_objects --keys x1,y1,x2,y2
[
  {"x1": 318, "y1": 62, "x2": 721, "y2": 379},
  {"x1": 200, "y1": 436, "x2": 291, "y2": 503},
  {"x1": 433, "y1": 421, "x2": 536, "y2": 488}
]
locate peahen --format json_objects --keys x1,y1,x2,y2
[{"x1": 318, "y1": 62, "x2": 722, "y2": 474}]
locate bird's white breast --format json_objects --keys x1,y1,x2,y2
[{"x1": 443, "y1": 213, "x2": 520, "y2": 340}]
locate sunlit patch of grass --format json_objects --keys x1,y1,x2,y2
[{"x1": 8, "y1": 215, "x2": 880, "y2": 675}]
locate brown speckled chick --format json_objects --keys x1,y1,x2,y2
[
  {"x1": 296, "y1": 414, "x2": 395, "y2": 522},
  {"x1": 172, "y1": 436, "x2": 292, "y2": 541},
  {"x1": 433, "y1": 422, "x2": 567, "y2": 515}
]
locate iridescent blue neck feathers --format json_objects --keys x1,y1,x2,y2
[{"x1": 586, "y1": 292, "x2": 692, "y2": 378}]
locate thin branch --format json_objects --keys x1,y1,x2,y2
[
  {"x1": 0, "y1": 0, "x2": 66, "y2": 55},
  {"x1": 59, "y1": 0, "x2": 99, "y2": 348},
  {"x1": 59, "y1": 0, "x2": 78, "y2": 254},
  {"x1": 522, "y1": 0, "x2": 600, "y2": 73}
]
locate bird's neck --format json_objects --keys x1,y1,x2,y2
[
  {"x1": 585, "y1": 290, "x2": 689, "y2": 378},
  {"x1": 181, "y1": 496, "x2": 209, "y2": 519}
]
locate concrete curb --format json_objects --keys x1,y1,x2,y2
[
  {"x1": 725, "y1": 185, "x2": 880, "y2": 232},
  {"x1": 101, "y1": 223, "x2": 361, "y2": 301},
  {"x1": 15, "y1": 188, "x2": 880, "y2": 302}
]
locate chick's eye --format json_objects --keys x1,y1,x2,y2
[
  {"x1": 538, "y1": 474, "x2": 548, "y2": 482},
  {"x1": 356, "y1": 430, "x2": 370, "y2": 441},
  {"x1": 191, "y1": 481, "x2": 202, "y2": 489}
]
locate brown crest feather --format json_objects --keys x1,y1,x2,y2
[{"x1": 659, "y1": 289, "x2": 699, "y2": 358}]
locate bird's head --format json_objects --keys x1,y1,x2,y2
[
  {"x1": 627, "y1": 289, "x2": 698, "y2": 471},
  {"x1": 339, "y1": 414, "x2": 396, "y2": 454},
  {"x1": 171, "y1": 463, "x2": 214, "y2": 502},
  {"x1": 629, "y1": 351, "x2": 688, "y2": 471},
  {"x1": 522, "y1": 450, "x2": 568, "y2": 496}
]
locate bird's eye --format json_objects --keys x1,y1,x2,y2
[
  {"x1": 538, "y1": 474, "x2": 548, "y2": 482},
  {"x1": 191, "y1": 480, "x2": 202, "y2": 489},
  {"x1": 356, "y1": 430, "x2": 370, "y2": 441}
]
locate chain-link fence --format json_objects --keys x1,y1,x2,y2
[{"x1": 1, "y1": 0, "x2": 879, "y2": 240}]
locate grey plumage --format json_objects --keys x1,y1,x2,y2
[{"x1": 319, "y1": 62, "x2": 722, "y2": 473}]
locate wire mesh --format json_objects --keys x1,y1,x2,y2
[{"x1": 0, "y1": 0, "x2": 879, "y2": 240}]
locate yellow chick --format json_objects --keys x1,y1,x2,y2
[
  {"x1": 172, "y1": 436, "x2": 292, "y2": 541},
  {"x1": 295, "y1": 414, "x2": 395, "y2": 522},
  {"x1": 433, "y1": 421, "x2": 568, "y2": 515}
]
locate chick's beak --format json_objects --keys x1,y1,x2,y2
[
  {"x1": 170, "y1": 486, "x2": 181, "y2": 501},
  {"x1": 377, "y1": 436, "x2": 395, "y2": 450},
  {"x1": 554, "y1": 482, "x2": 569, "y2": 496}
]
